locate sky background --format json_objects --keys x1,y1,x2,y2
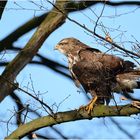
[{"x1": 0, "y1": 0, "x2": 140, "y2": 139}]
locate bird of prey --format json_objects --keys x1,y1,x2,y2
[{"x1": 55, "y1": 37, "x2": 140, "y2": 114}]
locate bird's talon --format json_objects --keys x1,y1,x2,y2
[
  {"x1": 78, "y1": 104, "x2": 94, "y2": 114},
  {"x1": 85, "y1": 104, "x2": 94, "y2": 114}
]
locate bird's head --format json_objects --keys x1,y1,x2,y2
[{"x1": 55, "y1": 37, "x2": 85, "y2": 55}]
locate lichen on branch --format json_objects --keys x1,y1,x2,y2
[{"x1": 6, "y1": 104, "x2": 140, "y2": 139}]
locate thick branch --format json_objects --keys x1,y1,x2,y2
[
  {"x1": 0, "y1": 1, "x2": 7, "y2": 20},
  {"x1": 0, "y1": 13, "x2": 48, "y2": 51},
  {"x1": 65, "y1": 0, "x2": 140, "y2": 12},
  {"x1": 106, "y1": 1, "x2": 140, "y2": 6},
  {"x1": 0, "y1": 0, "x2": 68, "y2": 102},
  {"x1": 2, "y1": 0, "x2": 137, "y2": 53},
  {"x1": 6, "y1": 104, "x2": 140, "y2": 139},
  {"x1": 1, "y1": 0, "x2": 139, "y2": 52},
  {"x1": 0, "y1": 0, "x2": 104, "y2": 102},
  {"x1": 0, "y1": 0, "x2": 97, "y2": 52}
]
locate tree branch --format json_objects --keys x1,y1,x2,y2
[
  {"x1": 0, "y1": 13, "x2": 48, "y2": 52},
  {"x1": 6, "y1": 104, "x2": 140, "y2": 139},
  {"x1": 105, "y1": 1, "x2": 140, "y2": 6},
  {"x1": 65, "y1": 0, "x2": 140, "y2": 13},
  {"x1": 0, "y1": 0, "x2": 67, "y2": 102},
  {"x1": 0, "y1": 1, "x2": 7, "y2": 20},
  {"x1": 0, "y1": 0, "x2": 103, "y2": 102},
  {"x1": 0, "y1": 0, "x2": 100, "y2": 52}
]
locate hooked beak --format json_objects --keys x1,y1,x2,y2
[{"x1": 54, "y1": 45, "x2": 58, "y2": 50}]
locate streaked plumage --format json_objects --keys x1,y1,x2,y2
[{"x1": 55, "y1": 37, "x2": 140, "y2": 113}]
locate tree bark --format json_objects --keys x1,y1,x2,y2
[
  {"x1": 6, "y1": 104, "x2": 140, "y2": 139},
  {"x1": 0, "y1": 0, "x2": 67, "y2": 102}
]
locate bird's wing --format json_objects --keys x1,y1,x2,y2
[
  {"x1": 75, "y1": 48, "x2": 139, "y2": 94},
  {"x1": 72, "y1": 48, "x2": 121, "y2": 92},
  {"x1": 70, "y1": 69, "x2": 81, "y2": 88},
  {"x1": 79, "y1": 48, "x2": 124, "y2": 72},
  {"x1": 78, "y1": 48, "x2": 135, "y2": 74}
]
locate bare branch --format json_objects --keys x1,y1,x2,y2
[
  {"x1": 6, "y1": 104, "x2": 140, "y2": 139},
  {"x1": 65, "y1": 1, "x2": 140, "y2": 13},
  {"x1": 0, "y1": 13, "x2": 48, "y2": 52},
  {"x1": 48, "y1": 1, "x2": 140, "y2": 58},
  {"x1": 110, "y1": 118, "x2": 134, "y2": 139},
  {"x1": 0, "y1": 0, "x2": 67, "y2": 102}
]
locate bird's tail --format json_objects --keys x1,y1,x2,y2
[{"x1": 115, "y1": 69, "x2": 140, "y2": 92}]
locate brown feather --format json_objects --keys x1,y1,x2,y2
[{"x1": 55, "y1": 37, "x2": 140, "y2": 105}]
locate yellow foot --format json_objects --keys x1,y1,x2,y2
[
  {"x1": 78, "y1": 104, "x2": 95, "y2": 114},
  {"x1": 78, "y1": 95, "x2": 98, "y2": 114},
  {"x1": 85, "y1": 95, "x2": 98, "y2": 114},
  {"x1": 85, "y1": 103, "x2": 95, "y2": 114},
  {"x1": 131, "y1": 101, "x2": 140, "y2": 109}
]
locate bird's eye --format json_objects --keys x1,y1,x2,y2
[{"x1": 59, "y1": 42, "x2": 67, "y2": 45}]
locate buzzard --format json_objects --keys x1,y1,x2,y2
[{"x1": 55, "y1": 37, "x2": 140, "y2": 113}]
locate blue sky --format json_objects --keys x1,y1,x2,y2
[{"x1": 0, "y1": 0, "x2": 140, "y2": 139}]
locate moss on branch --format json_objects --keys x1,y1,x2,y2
[{"x1": 6, "y1": 104, "x2": 140, "y2": 139}]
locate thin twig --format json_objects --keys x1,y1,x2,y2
[
  {"x1": 47, "y1": 0, "x2": 140, "y2": 59},
  {"x1": 0, "y1": 76, "x2": 54, "y2": 116}
]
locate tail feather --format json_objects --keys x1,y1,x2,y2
[{"x1": 114, "y1": 69, "x2": 140, "y2": 93}]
